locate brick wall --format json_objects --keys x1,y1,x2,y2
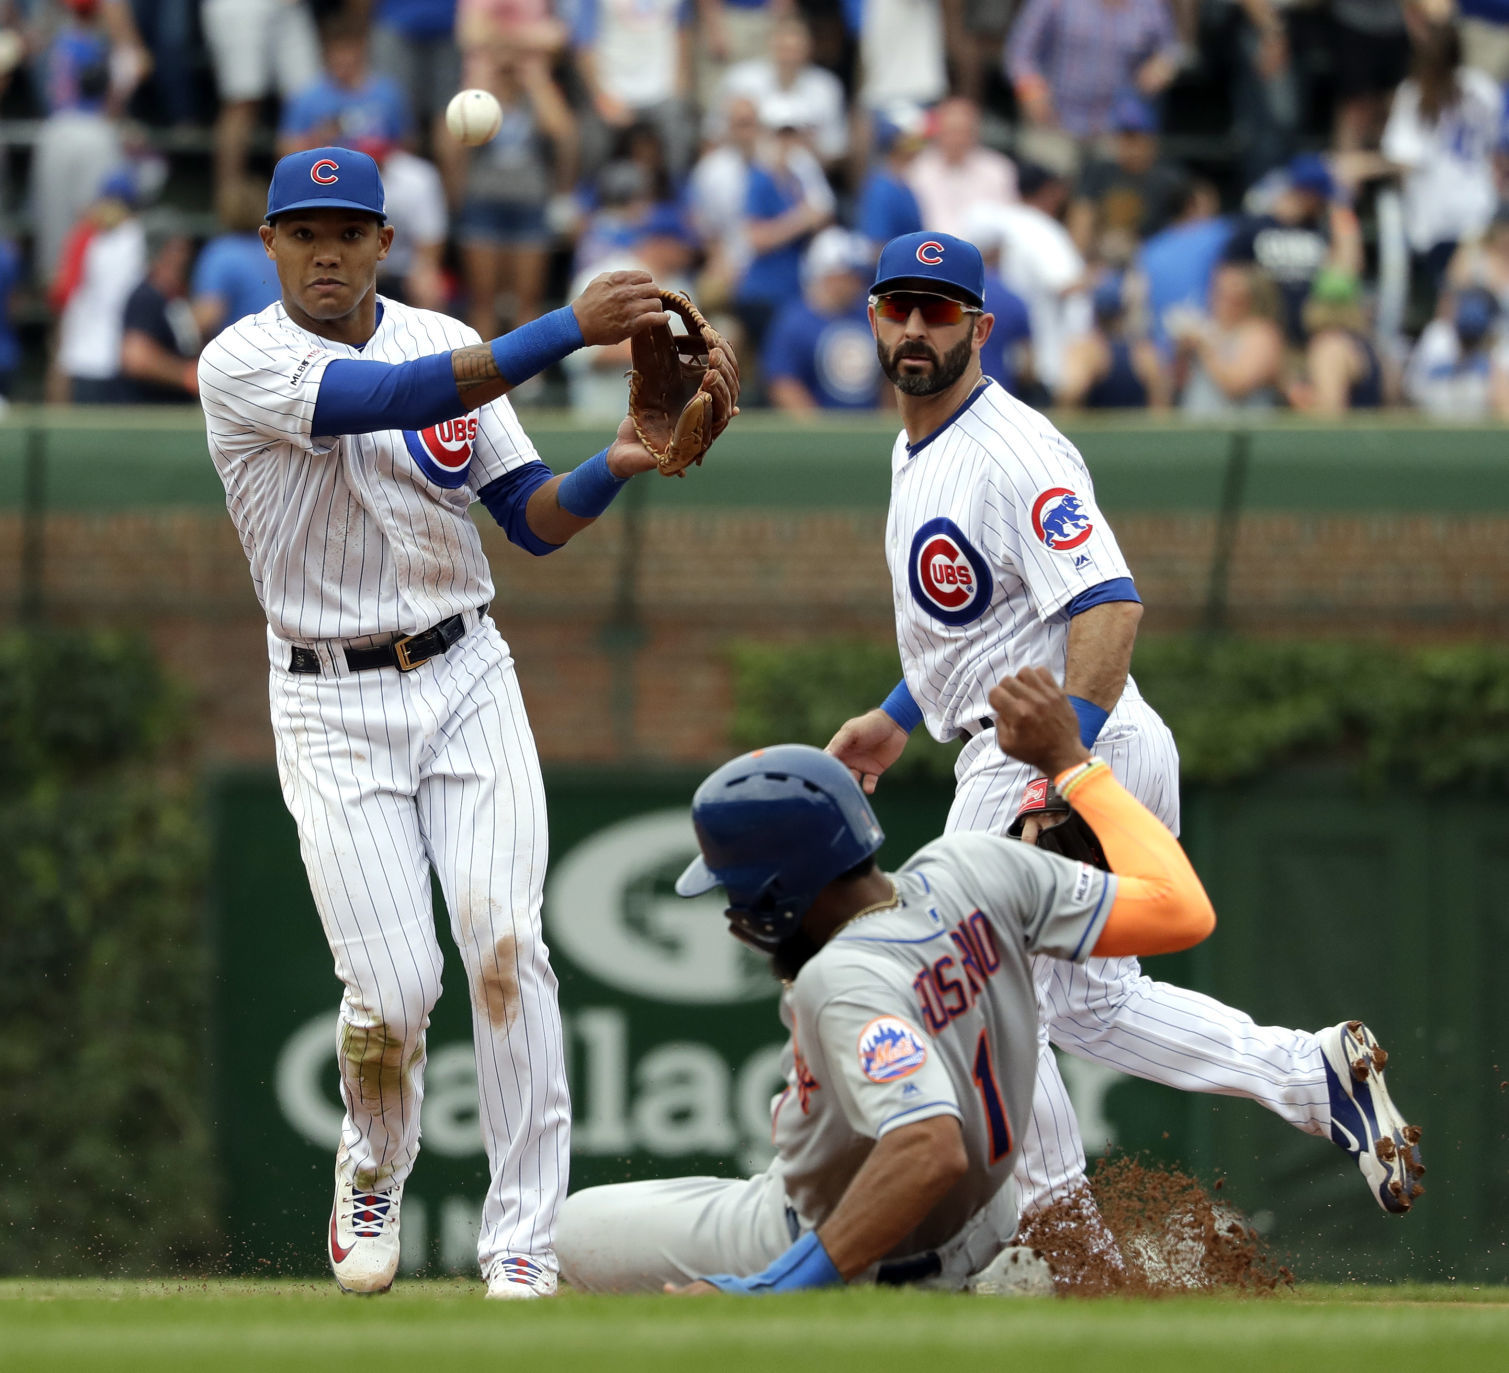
[{"x1": 3, "y1": 508, "x2": 1505, "y2": 768}]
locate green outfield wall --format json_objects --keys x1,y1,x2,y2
[{"x1": 208, "y1": 765, "x2": 1509, "y2": 1287}]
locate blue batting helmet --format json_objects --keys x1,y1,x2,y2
[{"x1": 675, "y1": 744, "x2": 886, "y2": 951}]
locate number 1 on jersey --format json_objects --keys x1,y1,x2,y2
[{"x1": 972, "y1": 1030, "x2": 1013, "y2": 1163}]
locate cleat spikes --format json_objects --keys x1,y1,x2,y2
[
  {"x1": 1403, "y1": 1124, "x2": 1422, "y2": 1145},
  {"x1": 1375, "y1": 1137, "x2": 1397, "y2": 1162}
]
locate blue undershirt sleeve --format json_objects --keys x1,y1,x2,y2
[
  {"x1": 311, "y1": 353, "x2": 463, "y2": 436},
  {"x1": 1063, "y1": 576, "x2": 1141, "y2": 618},
  {"x1": 477, "y1": 461, "x2": 560, "y2": 556}
]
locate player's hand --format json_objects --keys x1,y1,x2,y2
[
  {"x1": 663, "y1": 1279, "x2": 720, "y2": 1296},
  {"x1": 989, "y1": 668, "x2": 1091, "y2": 779},
  {"x1": 825, "y1": 709, "x2": 909, "y2": 795},
  {"x1": 1019, "y1": 812, "x2": 1069, "y2": 846},
  {"x1": 604, "y1": 411, "x2": 657, "y2": 478},
  {"x1": 572, "y1": 270, "x2": 670, "y2": 347}
]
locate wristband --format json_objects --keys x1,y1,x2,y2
[
  {"x1": 556, "y1": 447, "x2": 627, "y2": 518},
  {"x1": 880, "y1": 679, "x2": 922, "y2": 734},
  {"x1": 488, "y1": 305, "x2": 586, "y2": 385},
  {"x1": 1054, "y1": 756, "x2": 1109, "y2": 801},
  {"x1": 1067, "y1": 695, "x2": 1109, "y2": 747},
  {"x1": 703, "y1": 1231, "x2": 843, "y2": 1295}
]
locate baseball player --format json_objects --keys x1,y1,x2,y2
[
  {"x1": 824, "y1": 231, "x2": 1424, "y2": 1244},
  {"x1": 198, "y1": 147, "x2": 736, "y2": 1299},
  {"x1": 555, "y1": 668, "x2": 1403, "y2": 1295}
]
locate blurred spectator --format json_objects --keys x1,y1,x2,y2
[
  {"x1": 733, "y1": 96, "x2": 836, "y2": 354},
  {"x1": 1378, "y1": 22, "x2": 1502, "y2": 295},
  {"x1": 855, "y1": 104, "x2": 926, "y2": 251},
  {"x1": 366, "y1": 1, "x2": 460, "y2": 157},
  {"x1": 687, "y1": 93, "x2": 762, "y2": 305},
  {"x1": 965, "y1": 163, "x2": 1088, "y2": 397},
  {"x1": 763, "y1": 227, "x2": 881, "y2": 411},
  {"x1": 201, "y1": 0, "x2": 321, "y2": 213},
  {"x1": 39, "y1": 0, "x2": 149, "y2": 117},
  {"x1": 0, "y1": 235, "x2": 20, "y2": 402},
  {"x1": 128, "y1": 0, "x2": 196, "y2": 126},
  {"x1": 1138, "y1": 175, "x2": 1231, "y2": 353},
  {"x1": 52, "y1": 170, "x2": 145, "y2": 403},
  {"x1": 1458, "y1": 0, "x2": 1509, "y2": 81},
  {"x1": 978, "y1": 246, "x2": 1035, "y2": 397},
  {"x1": 574, "y1": 160, "x2": 658, "y2": 280},
  {"x1": 1006, "y1": 0, "x2": 1182, "y2": 170},
  {"x1": 718, "y1": 16, "x2": 847, "y2": 166},
  {"x1": 29, "y1": 50, "x2": 121, "y2": 285},
  {"x1": 120, "y1": 231, "x2": 200, "y2": 404},
  {"x1": 371, "y1": 141, "x2": 449, "y2": 311},
  {"x1": 1329, "y1": 0, "x2": 1411, "y2": 152},
  {"x1": 1223, "y1": 152, "x2": 1363, "y2": 344},
  {"x1": 277, "y1": 19, "x2": 412, "y2": 157},
  {"x1": 572, "y1": 0, "x2": 695, "y2": 177},
  {"x1": 697, "y1": 0, "x2": 792, "y2": 91},
  {"x1": 1058, "y1": 273, "x2": 1169, "y2": 407},
  {"x1": 905, "y1": 96, "x2": 1017, "y2": 240},
  {"x1": 1446, "y1": 206, "x2": 1509, "y2": 320},
  {"x1": 850, "y1": 0, "x2": 951, "y2": 114},
  {"x1": 456, "y1": 44, "x2": 574, "y2": 335},
  {"x1": 190, "y1": 178, "x2": 280, "y2": 338},
  {"x1": 1286, "y1": 268, "x2": 1385, "y2": 413},
  {"x1": 1203, "y1": 0, "x2": 1297, "y2": 187},
  {"x1": 1173, "y1": 260, "x2": 1285, "y2": 413},
  {"x1": 1407, "y1": 284, "x2": 1508, "y2": 416},
  {"x1": 1066, "y1": 92, "x2": 1185, "y2": 264}
]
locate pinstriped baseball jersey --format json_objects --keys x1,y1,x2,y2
[
  {"x1": 774, "y1": 832, "x2": 1115, "y2": 1255},
  {"x1": 199, "y1": 297, "x2": 539, "y2": 643},
  {"x1": 885, "y1": 378, "x2": 1136, "y2": 741}
]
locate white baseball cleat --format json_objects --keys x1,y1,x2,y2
[
  {"x1": 1319, "y1": 1019, "x2": 1425, "y2": 1214},
  {"x1": 963, "y1": 1244, "x2": 1056, "y2": 1297},
  {"x1": 329, "y1": 1166, "x2": 404, "y2": 1295},
  {"x1": 485, "y1": 1255, "x2": 559, "y2": 1300}
]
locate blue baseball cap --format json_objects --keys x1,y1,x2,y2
[
  {"x1": 266, "y1": 146, "x2": 386, "y2": 222},
  {"x1": 1110, "y1": 92, "x2": 1159, "y2": 135},
  {"x1": 1286, "y1": 152, "x2": 1335, "y2": 202},
  {"x1": 872, "y1": 231, "x2": 985, "y2": 307}
]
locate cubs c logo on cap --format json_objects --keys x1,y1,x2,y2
[
  {"x1": 857, "y1": 1016, "x2": 928, "y2": 1084},
  {"x1": 1031, "y1": 488, "x2": 1094, "y2": 551},
  {"x1": 915, "y1": 240, "x2": 945, "y2": 266},
  {"x1": 310, "y1": 159, "x2": 340, "y2": 185},
  {"x1": 403, "y1": 416, "x2": 477, "y2": 488},
  {"x1": 908, "y1": 517, "x2": 993, "y2": 626}
]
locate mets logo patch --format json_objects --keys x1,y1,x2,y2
[
  {"x1": 403, "y1": 415, "x2": 478, "y2": 488},
  {"x1": 908, "y1": 517, "x2": 993, "y2": 626},
  {"x1": 857, "y1": 1016, "x2": 929, "y2": 1084},
  {"x1": 1031, "y1": 488, "x2": 1093, "y2": 551}
]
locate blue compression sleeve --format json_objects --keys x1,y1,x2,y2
[
  {"x1": 556, "y1": 447, "x2": 627, "y2": 517},
  {"x1": 478, "y1": 462, "x2": 560, "y2": 556},
  {"x1": 1063, "y1": 576, "x2": 1141, "y2": 617},
  {"x1": 1067, "y1": 695, "x2": 1109, "y2": 746},
  {"x1": 880, "y1": 678, "x2": 922, "y2": 734},
  {"x1": 703, "y1": 1232, "x2": 843, "y2": 1295},
  {"x1": 490, "y1": 306, "x2": 585, "y2": 385},
  {"x1": 312, "y1": 352, "x2": 462, "y2": 436}
]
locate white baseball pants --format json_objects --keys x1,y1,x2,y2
[
  {"x1": 269, "y1": 613, "x2": 569, "y2": 1274},
  {"x1": 946, "y1": 691, "x2": 1330, "y2": 1217}
]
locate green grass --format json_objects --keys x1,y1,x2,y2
[{"x1": 1, "y1": 1282, "x2": 1507, "y2": 1373}]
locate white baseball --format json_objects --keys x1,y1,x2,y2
[{"x1": 445, "y1": 89, "x2": 503, "y2": 147}]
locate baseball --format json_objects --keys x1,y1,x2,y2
[{"x1": 446, "y1": 89, "x2": 503, "y2": 146}]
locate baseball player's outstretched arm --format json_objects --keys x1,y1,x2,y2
[{"x1": 826, "y1": 708, "x2": 910, "y2": 795}]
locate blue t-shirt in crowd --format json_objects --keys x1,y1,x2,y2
[
  {"x1": 376, "y1": 0, "x2": 457, "y2": 36},
  {"x1": 763, "y1": 296, "x2": 881, "y2": 409},
  {"x1": 46, "y1": 28, "x2": 109, "y2": 114},
  {"x1": 192, "y1": 234, "x2": 281, "y2": 333},
  {"x1": 979, "y1": 274, "x2": 1032, "y2": 395},
  {"x1": 1138, "y1": 216, "x2": 1233, "y2": 351},
  {"x1": 856, "y1": 170, "x2": 923, "y2": 248},
  {"x1": 279, "y1": 74, "x2": 411, "y2": 146},
  {"x1": 0, "y1": 238, "x2": 21, "y2": 380},
  {"x1": 738, "y1": 165, "x2": 809, "y2": 307}
]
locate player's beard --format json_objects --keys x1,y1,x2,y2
[
  {"x1": 879, "y1": 334, "x2": 973, "y2": 396},
  {"x1": 769, "y1": 929, "x2": 821, "y2": 983}
]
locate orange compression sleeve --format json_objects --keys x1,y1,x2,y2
[{"x1": 1054, "y1": 760, "x2": 1217, "y2": 957}]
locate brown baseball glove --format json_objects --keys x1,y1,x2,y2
[{"x1": 628, "y1": 289, "x2": 739, "y2": 477}]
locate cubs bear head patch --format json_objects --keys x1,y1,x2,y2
[
  {"x1": 907, "y1": 517, "x2": 993, "y2": 626},
  {"x1": 1032, "y1": 488, "x2": 1093, "y2": 551}
]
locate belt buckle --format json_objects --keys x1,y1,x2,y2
[{"x1": 392, "y1": 634, "x2": 423, "y2": 672}]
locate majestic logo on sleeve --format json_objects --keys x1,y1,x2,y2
[
  {"x1": 1031, "y1": 487, "x2": 1094, "y2": 551},
  {"x1": 858, "y1": 1016, "x2": 929, "y2": 1084},
  {"x1": 310, "y1": 159, "x2": 340, "y2": 185},
  {"x1": 915, "y1": 240, "x2": 945, "y2": 265},
  {"x1": 907, "y1": 517, "x2": 993, "y2": 626},
  {"x1": 403, "y1": 416, "x2": 477, "y2": 488}
]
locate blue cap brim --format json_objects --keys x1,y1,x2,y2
[
  {"x1": 675, "y1": 854, "x2": 720, "y2": 898},
  {"x1": 266, "y1": 198, "x2": 387, "y2": 222}
]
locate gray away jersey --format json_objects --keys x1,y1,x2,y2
[
  {"x1": 199, "y1": 297, "x2": 541, "y2": 643},
  {"x1": 773, "y1": 831, "x2": 1116, "y2": 1256}
]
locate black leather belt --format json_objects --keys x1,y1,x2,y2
[
  {"x1": 288, "y1": 607, "x2": 487, "y2": 676},
  {"x1": 959, "y1": 717, "x2": 994, "y2": 740}
]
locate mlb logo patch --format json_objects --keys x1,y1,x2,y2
[
  {"x1": 1031, "y1": 487, "x2": 1093, "y2": 551},
  {"x1": 403, "y1": 415, "x2": 478, "y2": 488},
  {"x1": 907, "y1": 517, "x2": 993, "y2": 627},
  {"x1": 857, "y1": 1016, "x2": 929, "y2": 1084}
]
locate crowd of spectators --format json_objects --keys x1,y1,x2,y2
[{"x1": 6, "y1": 0, "x2": 1509, "y2": 417}]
